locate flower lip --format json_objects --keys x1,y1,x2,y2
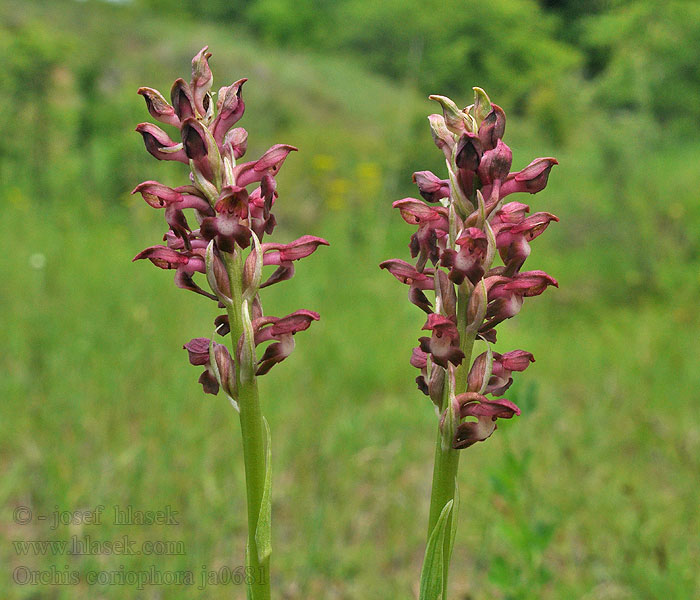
[
  {"x1": 253, "y1": 144, "x2": 298, "y2": 173},
  {"x1": 379, "y1": 259, "x2": 434, "y2": 290},
  {"x1": 135, "y1": 123, "x2": 187, "y2": 163}
]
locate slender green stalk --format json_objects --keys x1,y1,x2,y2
[
  {"x1": 426, "y1": 286, "x2": 476, "y2": 597},
  {"x1": 224, "y1": 249, "x2": 271, "y2": 600}
]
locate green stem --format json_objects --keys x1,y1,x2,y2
[
  {"x1": 224, "y1": 249, "x2": 271, "y2": 600},
  {"x1": 426, "y1": 286, "x2": 476, "y2": 598}
]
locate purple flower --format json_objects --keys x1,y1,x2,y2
[
  {"x1": 259, "y1": 236, "x2": 330, "y2": 288},
  {"x1": 453, "y1": 392, "x2": 520, "y2": 449},
  {"x1": 379, "y1": 259, "x2": 435, "y2": 313},
  {"x1": 137, "y1": 87, "x2": 181, "y2": 128},
  {"x1": 135, "y1": 123, "x2": 188, "y2": 163},
  {"x1": 500, "y1": 157, "x2": 558, "y2": 196},
  {"x1": 393, "y1": 198, "x2": 449, "y2": 270},
  {"x1": 412, "y1": 171, "x2": 451, "y2": 203},
  {"x1": 183, "y1": 337, "x2": 236, "y2": 396},
  {"x1": 190, "y1": 46, "x2": 213, "y2": 117},
  {"x1": 212, "y1": 79, "x2": 247, "y2": 143},
  {"x1": 381, "y1": 89, "x2": 558, "y2": 451},
  {"x1": 200, "y1": 186, "x2": 253, "y2": 252},
  {"x1": 492, "y1": 204, "x2": 559, "y2": 272},
  {"x1": 419, "y1": 314, "x2": 465, "y2": 369},
  {"x1": 482, "y1": 271, "x2": 558, "y2": 331},
  {"x1": 252, "y1": 310, "x2": 320, "y2": 375},
  {"x1": 134, "y1": 47, "x2": 328, "y2": 395},
  {"x1": 411, "y1": 346, "x2": 446, "y2": 407},
  {"x1": 440, "y1": 227, "x2": 488, "y2": 284},
  {"x1": 468, "y1": 349, "x2": 535, "y2": 396}
]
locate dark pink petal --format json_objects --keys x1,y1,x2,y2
[
  {"x1": 133, "y1": 245, "x2": 189, "y2": 269},
  {"x1": 268, "y1": 309, "x2": 319, "y2": 337},
  {"x1": 256, "y1": 339, "x2": 294, "y2": 375},
  {"x1": 165, "y1": 206, "x2": 191, "y2": 240},
  {"x1": 410, "y1": 347, "x2": 428, "y2": 369},
  {"x1": 393, "y1": 198, "x2": 445, "y2": 226},
  {"x1": 222, "y1": 127, "x2": 248, "y2": 160},
  {"x1": 379, "y1": 259, "x2": 434, "y2": 290},
  {"x1": 136, "y1": 123, "x2": 188, "y2": 163},
  {"x1": 441, "y1": 227, "x2": 487, "y2": 284},
  {"x1": 215, "y1": 314, "x2": 230, "y2": 336},
  {"x1": 259, "y1": 263, "x2": 294, "y2": 288},
  {"x1": 137, "y1": 87, "x2": 181, "y2": 128},
  {"x1": 455, "y1": 132, "x2": 483, "y2": 172},
  {"x1": 232, "y1": 145, "x2": 297, "y2": 187},
  {"x1": 453, "y1": 392, "x2": 520, "y2": 449},
  {"x1": 184, "y1": 338, "x2": 211, "y2": 365},
  {"x1": 181, "y1": 117, "x2": 218, "y2": 183},
  {"x1": 174, "y1": 271, "x2": 218, "y2": 301},
  {"x1": 500, "y1": 157, "x2": 558, "y2": 196},
  {"x1": 503, "y1": 270, "x2": 558, "y2": 297},
  {"x1": 419, "y1": 335, "x2": 464, "y2": 368},
  {"x1": 261, "y1": 235, "x2": 330, "y2": 263},
  {"x1": 215, "y1": 185, "x2": 250, "y2": 218},
  {"x1": 198, "y1": 370, "x2": 219, "y2": 395},
  {"x1": 132, "y1": 180, "x2": 183, "y2": 208},
  {"x1": 422, "y1": 313, "x2": 457, "y2": 334},
  {"x1": 459, "y1": 396, "x2": 520, "y2": 419},
  {"x1": 478, "y1": 139, "x2": 512, "y2": 186},
  {"x1": 454, "y1": 420, "x2": 497, "y2": 449},
  {"x1": 478, "y1": 104, "x2": 506, "y2": 151},
  {"x1": 419, "y1": 314, "x2": 464, "y2": 368},
  {"x1": 494, "y1": 202, "x2": 530, "y2": 225},
  {"x1": 487, "y1": 350, "x2": 535, "y2": 396},
  {"x1": 499, "y1": 350, "x2": 535, "y2": 372},
  {"x1": 212, "y1": 78, "x2": 247, "y2": 143},
  {"x1": 170, "y1": 78, "x2": 196, "y2": 121},
  {"x1": 190, "y1": 47, "x2": 213, "y2": 117},
  {"x1": 254, "y1": 310, "x2": 319, "y2": 345},
  {"x1": 509, "y1": 212, "x2": 559, "y2": 240},
  {"x1": 408, "y1": 286, "x2": 433, "y2": 313},
  {"x1": 254, "y1": 144, "x2": 297, "y2": 173},
  {"x1": 412, "y1": 171, "x2": 450, "y2": 203}
]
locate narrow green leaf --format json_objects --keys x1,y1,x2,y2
[
  {"x1": 419, "y1": 499, "x2": 453, "y2": 600},
  {"x1": 448, "y1": 480, "x2": 460, "y2": 564},
  {"x1": 255, "y1": 417, "x2": 272, "y2": 563}
]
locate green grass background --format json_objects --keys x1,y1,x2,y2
[{"x1": 1, "y1": 1, "x2": 699, "y2": 598}]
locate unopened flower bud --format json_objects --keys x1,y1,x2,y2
[
  {"x1": 212, "y1": 79, "x2": 247, "y2": 143},
  {"x1": 471, "y1": 87, "x2": 492, "y2": 126},
  {"x1": 478, "y1": 104, "x2": 506, "y2": 150},
  {"x1": 181, "y1": 117, "x2": 221, "y2": 186},
  {"x1": 412, "y1": 171, "x2": 450, "y2": 203},
  {"x1": 137, "y1": 87, "x2": 181, "y2": 128},
  {"x1": 466, "y1": 279, "x2": 488, "y2": 334},
  {"x1": 428, "y1": 114, "x2": 456, "y2": 160},
  {"x1": 455, "y1": 132, "x2": 483, "y2": 172},
  {"x1": 171, "y1": 78, "x2": 197, "y2": 121},
  {"x1": 478, "y1": 139, "x2": 512, "y2": 185},
  {"x1": 213, "y1": 343, "x2": 237, "y2": 398},
  {"x1": 467, "y1": 351, "x2": 489, "y2": 393},
  {"x1": 190, "y1": 46, "x2": 213, "y2": 118},
  {"x1": 429, "y1": 95, "x2": 469, "y2": 136},
  {"x1": 223, "y1": 127, "x2": 248, "y2": 160}
]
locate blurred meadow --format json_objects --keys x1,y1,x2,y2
[{"x1": 1, "y1": 0, "x2": 700, "y2": 598}]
